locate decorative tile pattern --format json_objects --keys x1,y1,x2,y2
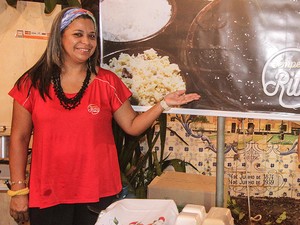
[{"x1": 152, "y1": 114, "x2": 300, "y2": 200}]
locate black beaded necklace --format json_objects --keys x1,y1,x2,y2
[{"x1": 52, "y1": 69, "x2": 91, "y2": 110}]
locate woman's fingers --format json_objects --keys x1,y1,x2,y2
[
  {"x1": 165, "y1": 91, "x2": 200, "y2": 106},
  {"x1": 11, "y1": 210, "x2": 29, "y2": 224}
]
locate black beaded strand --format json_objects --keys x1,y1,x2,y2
[{"x1": 52, "y1": 69, "x2": 91, "y2": 110}]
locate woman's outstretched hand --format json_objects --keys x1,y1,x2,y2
[{"x1": 164, "y1": 90, "x2": 200, "y2": 107}]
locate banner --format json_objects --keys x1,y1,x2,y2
[{"x1": 99, "y1": 0, "x2": 300, "y2": 120}]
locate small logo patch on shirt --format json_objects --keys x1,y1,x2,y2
[{"x1": 87, "y1": 104, "x2": 100, "y2": 115}]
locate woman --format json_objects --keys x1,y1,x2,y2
[{"x1": 8, "y1": 7, "x2": 200, "y2": 225}]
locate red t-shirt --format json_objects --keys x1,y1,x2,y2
[{"x1": 9, "y1": 68, "x2": 132, "y2": 208}]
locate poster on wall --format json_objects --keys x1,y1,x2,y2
[{"x1": 99, "y1": 0, "x2": 300, "y2": 120}]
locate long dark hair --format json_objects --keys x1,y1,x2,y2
[{"x1": 15, "y1": 7, "x2": 99, "y2": 101}]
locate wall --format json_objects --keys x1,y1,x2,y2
[{"x1": 0, "y1": 0, "x2": 60, "y2": 128}]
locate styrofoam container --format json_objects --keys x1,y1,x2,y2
[
  {"x1": 182, "y1": 204, "x2": 207, "y2": 223},
  {"x1": 175, "y1": 212, "x2": 202, "y2": 225},
  {"x1": 95, "y1": 199, "x2": 178, "y2": 225},
  {"x1": 202, "y1": 207, "x2": 234, "y2": 225}
]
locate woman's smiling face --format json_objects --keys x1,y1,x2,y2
[{"x1": 61, "y1": 17, "x2": 97, "y2": 65}]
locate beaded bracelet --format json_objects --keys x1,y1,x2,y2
[
  {"x1": 7, "y1": 187, "x2": 30, "y2": 197},
  {"x1": 10, "y1": 180, "x2": 27, "y2": 186}
]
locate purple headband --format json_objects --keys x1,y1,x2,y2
[{"x1": 60, "y1": 8, "x2": 97, "y2": 32}]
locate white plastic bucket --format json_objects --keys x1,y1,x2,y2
[{"x1": 95, "y1": 199, "x2": 179, "y2": 225}]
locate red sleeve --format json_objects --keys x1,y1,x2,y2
[
  {"x1": 8, "y1": 76, "x2": 33, "y2": 113},
  {"x1": 99, "y1": 68, "x2": 132, "y2": 113}
]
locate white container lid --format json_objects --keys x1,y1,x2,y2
[
  {"x1": 182, "y1": 204, "x2": 207, "y2": 222},
  {"x1": 175, "y1": 211, "x2": 202, "y2": 225},
  {"x1": 202, "y1": 207, "x2": 234, "y2": 225}
]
